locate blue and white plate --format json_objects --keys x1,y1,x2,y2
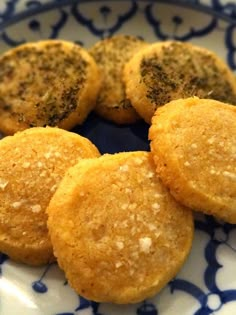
[{"x1": 0, "y1": 1, "x2": 236, "y2": 314}]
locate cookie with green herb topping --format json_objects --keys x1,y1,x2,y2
[
  {"x1": 0, "y1": 39, "x2": 101, "y2": 135},
  {"x1": 0, "y1": 127, "x2": 100, "y2": 265},
  {"x1": 124, "y1": 40, "x2": 236, "y2": 123},
  {"x1": 47, "y1": 151, "x2": 193, "y2": 303},
  {"x1": 90, "y1": 35, "x2": 148, "y2": 124},
  {"x1": 149, "y1": 97, "x2": 236, "y2": 223}
]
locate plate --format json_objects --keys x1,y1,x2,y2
[{"x1": 0, "y1": 1, "x2": 236, "y2": 314}]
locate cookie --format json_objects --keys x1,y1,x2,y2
[
  {"x1": 0, "y1": 39, "x2": 101, "y2": 135},
  {"x1": 149, "y1": 97, "x2": 236, "y2": 223},
  {"x1": 124, "y1": 40, "x2": 236, "y2": 123},
  {"x1": 0, "y1": 127, "x2": 100, "y2": 265},
  {"x1": 90, "y1": 35, "x2": 148, "y2": 124},
  {"x1": 47, "y1": 151, "x2": 193, "y2": 303}
]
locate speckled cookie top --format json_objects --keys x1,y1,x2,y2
[
  {"x1": 140, "y1": 41, "x2": 236, "y2": 106},
  {"x1": 0, "y1": 127, "x2": 100, "y2": 265},
  {"x1": 149, "y1": 97, "x2": 236, "y2": 222},
  {"x1": 47, "y1": 151, "x2": 193, "y2": 303},
  {"x1": 90, "y1": 35, "x2": 148, "y2": 123},
  {"x1": 0, "y1": 40, "x2": 97, "y2": 132}
]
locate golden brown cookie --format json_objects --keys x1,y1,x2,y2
[
  {"x1": 90, "y1": 35, "x2": 148, "y2": 124},
  {"x1": 149, "y1": 97, "x2": 236, "y2": 223},
  {"x1": 0, "y1": 127, "x2": 100, "y2": 265},
  {"x1": 47, "y1": 151, "x2": 193, "y2": 303},
  {"x1": 0, "y1": 39, "x2": 101, "y2": 135},
  {"x1": 124, "y1": 40, "x2": 236, "y2": 123}
]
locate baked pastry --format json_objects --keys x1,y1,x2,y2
[
  {"x1": 0, "y1": 127, "x2": 100, "y2": 265},
  {"x1": 0, "y1": 39, "x2": 101, "y2": 135},
  {"x1": 149, "y1": 97, "x2": 236, "y2": 223},
  {"x1": 47, "y1": 151, "x2": 193, "y2": 303},
  {"x1": 124, "y1": 40, "x2": 236, "y2": 123},
  {"x1": 90, "y1": 35, "x2": 148, "y2": 124}
]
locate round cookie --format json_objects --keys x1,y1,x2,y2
[
  {"x1": 90, "y1": 35, "x2": 148, "y2": 124},
  {"x1": 0, "y1": 127, "x2": 100, "y2": 265},
  {"x1": 149, "y1": 97, "x2": 236, "y2": 223},
  {"x1": 47, "y1": 151, "x2": 193, "y2": 304},
  {"x1": 0, "y1": 39, "x2": 101, "y2": 135},
  {"x1": 124, "y1": 40, "x2": 236, "y2": 124}
]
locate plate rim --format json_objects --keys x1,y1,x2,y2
[{"x1": 0, "y1": 0, "x2": 236, "y2": 32}]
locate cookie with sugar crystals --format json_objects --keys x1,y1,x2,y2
[
  {"x1": 0, "y1": 127, "x2": 100, "y2": 265},
  {"x1": 0, "y1": 39, "x2": 101, "y2": 135},
  {"x1": 47, "y1": 151, "x2": 193, "y2": 303},
  {"x1": 90, "y1": 35, "x2": 148, "y2": 124},
  {"x1": 149, "y1": 97, "x2": 236, "y2": 223},
  {"x1": 124, "y1": 40, "x2": 236, "y2": 123}
]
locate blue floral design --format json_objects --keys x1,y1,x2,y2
[
  {"x1": 144, "y1": 2, "x2": 217, "y2": 41},
  {"x1": 25, "y1": 0, "x2": 44, "y2": 9},
  {"x1": 0, "y1": 7, "x2": 68, "y2": 46},
  {"x1": 137, "y1": 301, "x2": 158, "y2": 315},
  {"x1": 225, "y1": 23, "x2": 236, "y2": 70},
  {"x1": 32, "y1": 263, "x2": 102, "y2": 314},
  {"x1": 32, "y1": 263, "x2": 54, "y2": 293},
  {"x1": 170, "y1": 217, "x2": 236, "y2": 314},
  {"x1": 0, "y1": 0, "x2": 236, "y2": 57},
  {"x1": 212, "y1": 0, "x2": 236, "y2": 19},
  {"x1": 0, "y1": 1, "x2": 236, "y2": 315},
  {"x1": 0, "y1": 0, "x2": 17, "y2": 23},
  {"x1": 55, "y1": 296, "x2": 101, "y2": 315},
  {"x1": 71, "y1": 1, "x2": 138, "y2": 38},
  {"x1": 0, "y1": 0, "x2": 236, "y2": 28}
]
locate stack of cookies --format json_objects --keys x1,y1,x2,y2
[{"x1": 0, "y1": 36, "x2": 235, "y2": 305}]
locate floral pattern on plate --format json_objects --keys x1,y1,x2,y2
[{"x1": 0, "y1": 1, "x2": 236, "y2": 315}]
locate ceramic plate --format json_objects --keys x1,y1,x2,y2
[{"x1": 0, "y1": 1, "x2": 236, "y2": 314}]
